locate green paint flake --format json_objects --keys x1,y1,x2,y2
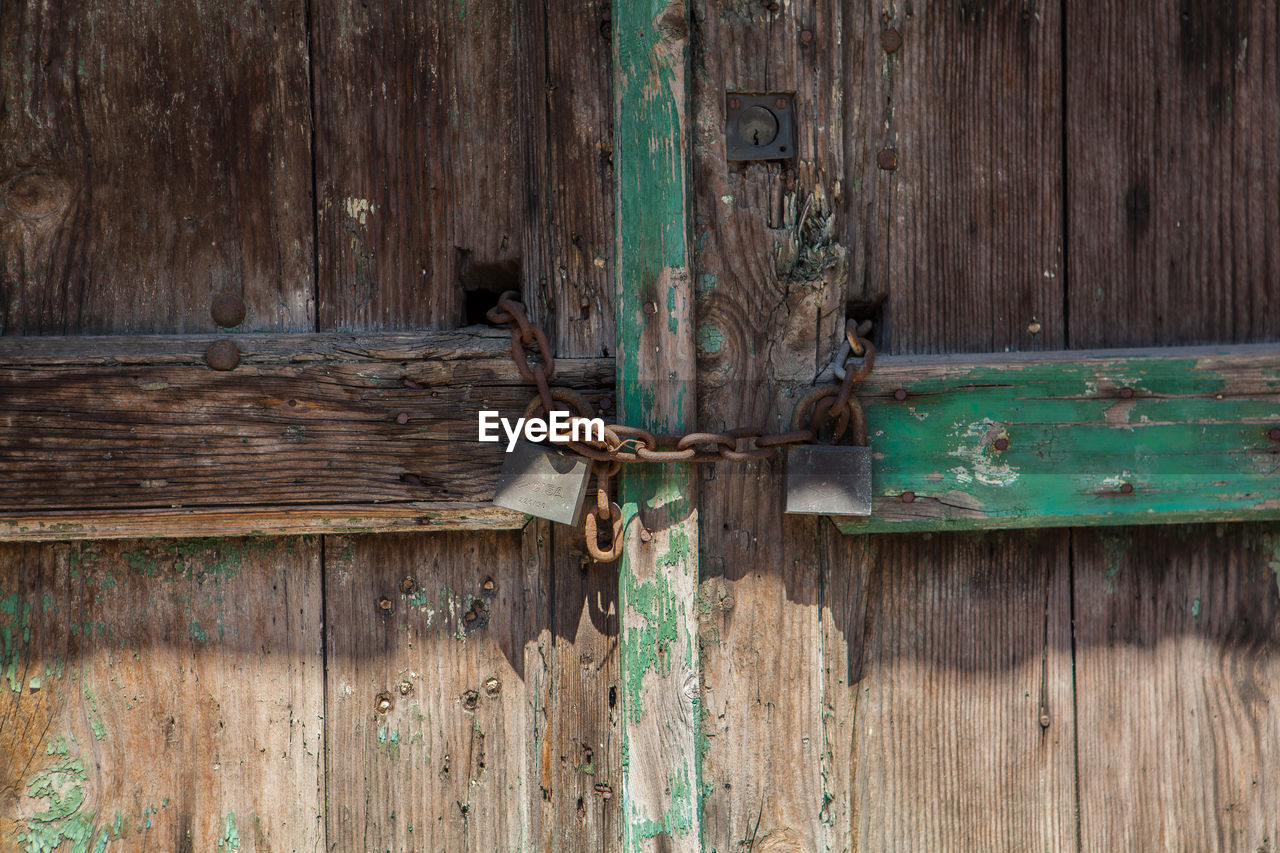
[
  {"x1": 217, "y1": 812, "x2": 240, "y2": 849},
  {"x1": 19, "y1": 737, "x2": 114, "y2": 853},
  {"x1": 696, "y1": 325, "x2": 724, "y2": 354},
  {"x1": 2, "y1": 593, "x2": 32, "y2": 692},
  {"x1": 377, "y1": 725, "x2": 402, "y2": 760}
]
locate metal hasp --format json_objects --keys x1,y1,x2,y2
[
  {"x1": 492, "y1": 439, "x2": 592, "y2": 525},
  {"x1": 785, "y1": 444, "x2": 874, "y2": 515},
  {"x1": 726, "y1": 92, "x2": 795, "y2": 161}
]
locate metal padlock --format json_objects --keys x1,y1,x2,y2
[
  {"x1": 492, "y1": 439, "x2": 592, "y2": 525},
  {"x1": 785, "y1": 393, "x2": 872, "y2": 516}
]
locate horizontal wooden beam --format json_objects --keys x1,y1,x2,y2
[
  {"x1": 1, "y1": 328, "x2": 613, "y2": 540},
  {"x1": 833, "y1": 344, "x2": 1280, "y2": 533},
  {"x1": 4, "y1": 335, "x2": 1274, "y2": 539}
]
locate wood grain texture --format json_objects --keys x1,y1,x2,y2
[
  {"x1": 1065, "y1": 0, "x2": 1279, "y2": 346},
  {"x1": 0, "y1": 0, "x2": 314, "y2": 334},
  {"x1": 689, "y1": 0, "x2": 850, "y2": 848},
  {"x1": 0, "y1": 330, "x2": 611, "y2": 529},
  {"x1": 614, "y1": 1, "x2": 700, "y2": 849},
  {"x1": 520, "y1": 0, "x2": 617, "y2": 360},
  {"x1": 833, "y1": 2, "x2": 1076, "y2": 847},
  {"x1": 323, "y1": 530, "x2": 547, "y2": 852},
  {"x1": 1072, "y1": 524, "x2": 1280, "y2": 850},
  {"x1": 841, "y1": 531, "x2": 1077, "y2": 849},
  {"x1": 846, "y1": 0, "x2": 1064, "y2": 354},
  {"x1": 311, "y1": 0, "x2": 527, "y2": 330},
  {"x1": 0, "y1": 537, "x2": 324, "y2": 851}
]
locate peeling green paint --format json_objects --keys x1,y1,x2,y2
[
  {"x1": 217, "y1": 812, "x2": 240, "y2": 849},
  {"x1": 834, "y1": 352, "x2": 1280, "y2": 534},
  {"x1": 18, "y1": 736, "x2": 113, "y2": 853},
  {"x1": 696, "y1": 325, "x2": 724, "y2": 354}
]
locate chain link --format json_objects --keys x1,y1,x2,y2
[{"x1": 490, "y1": 295, "x2": 875, "y2": 560}]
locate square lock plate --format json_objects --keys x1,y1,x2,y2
[
  {"x1": 726, "y1": 92, "x2": 795, "y2": 161},
  {"x1": 493, "y1": 440, "x2": 592, "y2": 526},
  {"x1": 785, "y1": 444, "x2": 873, "y2": 516}
]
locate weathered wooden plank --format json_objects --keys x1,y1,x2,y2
[
  {"x1": 1065, "y1": 0, "x2": 1279, "y2": 346},
  {"x1": 514, "y1": 4, "x2": 623, "y2": 845},
  {"x1": 836, "y1": 2, "x2": 1077, "y2": 846},
  {"x1": 614, "y1": 1, "x2": 700, "y2": 849},
  {"x1": 1073, "y1": 524, "x2": 1280, "y2": 850},
  {"x1": 1065, "y1": 7, "x2": 1280, "y2": 844},
  {"x1": 832, "y1": 344, "x2": 1280, "y2": 534},
  {"x1": 0, "y1": 330, "x2": 612, "y2": 536},
  {"x1": 838, "y1": 531, "x2": 1077, "y2": 849},
  {"x1": 311, "y1": 0, "x2": 527, "y2": 330},
  {"x1": 0, "y1": 538, "x2": 324, "y2": 851},
  {"x1": 323, "y1": 530, "x2": 547, "y2": 852},
  {"x1": 847, "y1": 0, "x2": 1064, "y2": 354},
  {"x1": 689, "y1": 0, "x2": 849, "y2": 847},
  {"x1": 0, "y1": 0, "x2": 314, "y2": 334}
]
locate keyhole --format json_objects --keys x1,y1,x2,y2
[{"x1": 736, "y1": 106, "x2": 778, "y2": 148}]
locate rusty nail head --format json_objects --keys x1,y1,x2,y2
[
  {"x1": 599, "y1": 396, "x2": 613, "y2": 412},
  {"x1": 799, "y1": 29, "x2": 813, "y2": 44},
  {"x1": 462, "y1": 689, "x2": 479, "y2": 710},
  {"x1": 881, "y1": 28, "x2": 903, "y2": 53},
  {"x1": 210, "y1": 292, "x2": 247, "y2": 328},
  {"x1": 400, "y1": 576, "x2": 417, "y2": 594},
  {"x1": 1039, "y1": 712, "x2": 1051, "y2": 728},
  {"x1": 378, "y1": 597, "x2": 393, "y2": 611},
  {"x1": 728, "y1": 96, "x2": 741, "y2": 110},
  {"x1": 877, "y1": 148, "x2": 898, "y2": 171},
  {"x1": 1270, "y1": 428, "x2": 1280, "y2": 441},
  {"x1": 204, "y1": 340, "x2": 240, "y2": 371},
  {"x1": 993, "y1": 437, "x2": 1010, "y2": 452},
  {"x1": 398, "y1": 680, "x2": 413, "y2": 696},
  {"x1": 893, "y1": 388, "x2": 908, "y2": 401},
  {"x1": 775, "y1": 97, "x2": 788, "y2": 110},
  {"x1": 483, "y1": 676, "x2": 501, "y2": 696},
  {"x1": 396, "y1": 412, "x2": 410, "y2": 425},
  {"x1": 481, "y1": 576, "x2": 497, "y2": 593},
  {"x1": 375, "y1": 691, "x2": 393, "y2": 714},
  {"x1": 1119, "y1": 386, "x2": 1135, "y2": 399},
  {"x1": 1120, "y1": 482, "x2": 1134, "y2": 495},
  {"x1": 644, "y1": 301, "x2": 658, "y2": 315},
  {"x1": 900, "y1": 491, "x2": 916, "y2": 503}
]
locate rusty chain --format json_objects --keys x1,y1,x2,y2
[{"x1": 487, "y1": 292, "x2": 875, "y2": 561}]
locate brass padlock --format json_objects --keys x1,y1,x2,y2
[
  {"x1": 785, "y1": 392, "x2": 872, "y2": 516},
  {"x1": 493, "y1": 439, "x2": 592, "y2": 525}
]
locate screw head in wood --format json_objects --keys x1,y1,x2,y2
[
  {"x1": 893, "y1": 388, "x2": 908, "y2": 401},
  {"x1": 203, "y1": 340, "x2": 240, "y2": 371},
  {"x1": 398, "y1": 680, "x2": 413, "y2": 696},
  {"x1": 375, "y1": 691, "x2": 393, "y2": 714},
  {"x1": 1039, "y1": 712, "x2": 1051, "y2": 728},
  {"x1": 396, "y1": 412, "x2": 410, "y2": 425},
  {"x1": 881, "y1": 28, "x2": 903, "y2": 53},
  {"x1": 1119, "y1": 386, "x2": 1135, "y2": 399},
  {"x1": 993, "y1": 437, "x2": 1010, "y2": 452},
  {"x1": 799, "y1": 29, "x2": 814, "y2": 44},
  {"x1": 877, "y1": 148, "x2": 899, "y2": 171},
  {"x1": 210, "y1": 292, "x2": 246, "y2": 328},
  {"x1": 1270, "y1": 428, "x2": 1280, "y2": 441},
  {"x1": 900, "y1": 491, "x2": 916, "y2": 503},
  {"x1": 1119, "y1": 482, "x2": 1134, "y2": 495},
  {"x1": 644, "y1": 301, "x2": 658, "y2": 315}
]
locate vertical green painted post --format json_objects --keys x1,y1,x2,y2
[{"x1": 613, "y1": 1, "x2": 700, "y2": 850}]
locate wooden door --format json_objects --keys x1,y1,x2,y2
[{"x1": 3, "y1": 1, "x2": 1278, "y2": 852}]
